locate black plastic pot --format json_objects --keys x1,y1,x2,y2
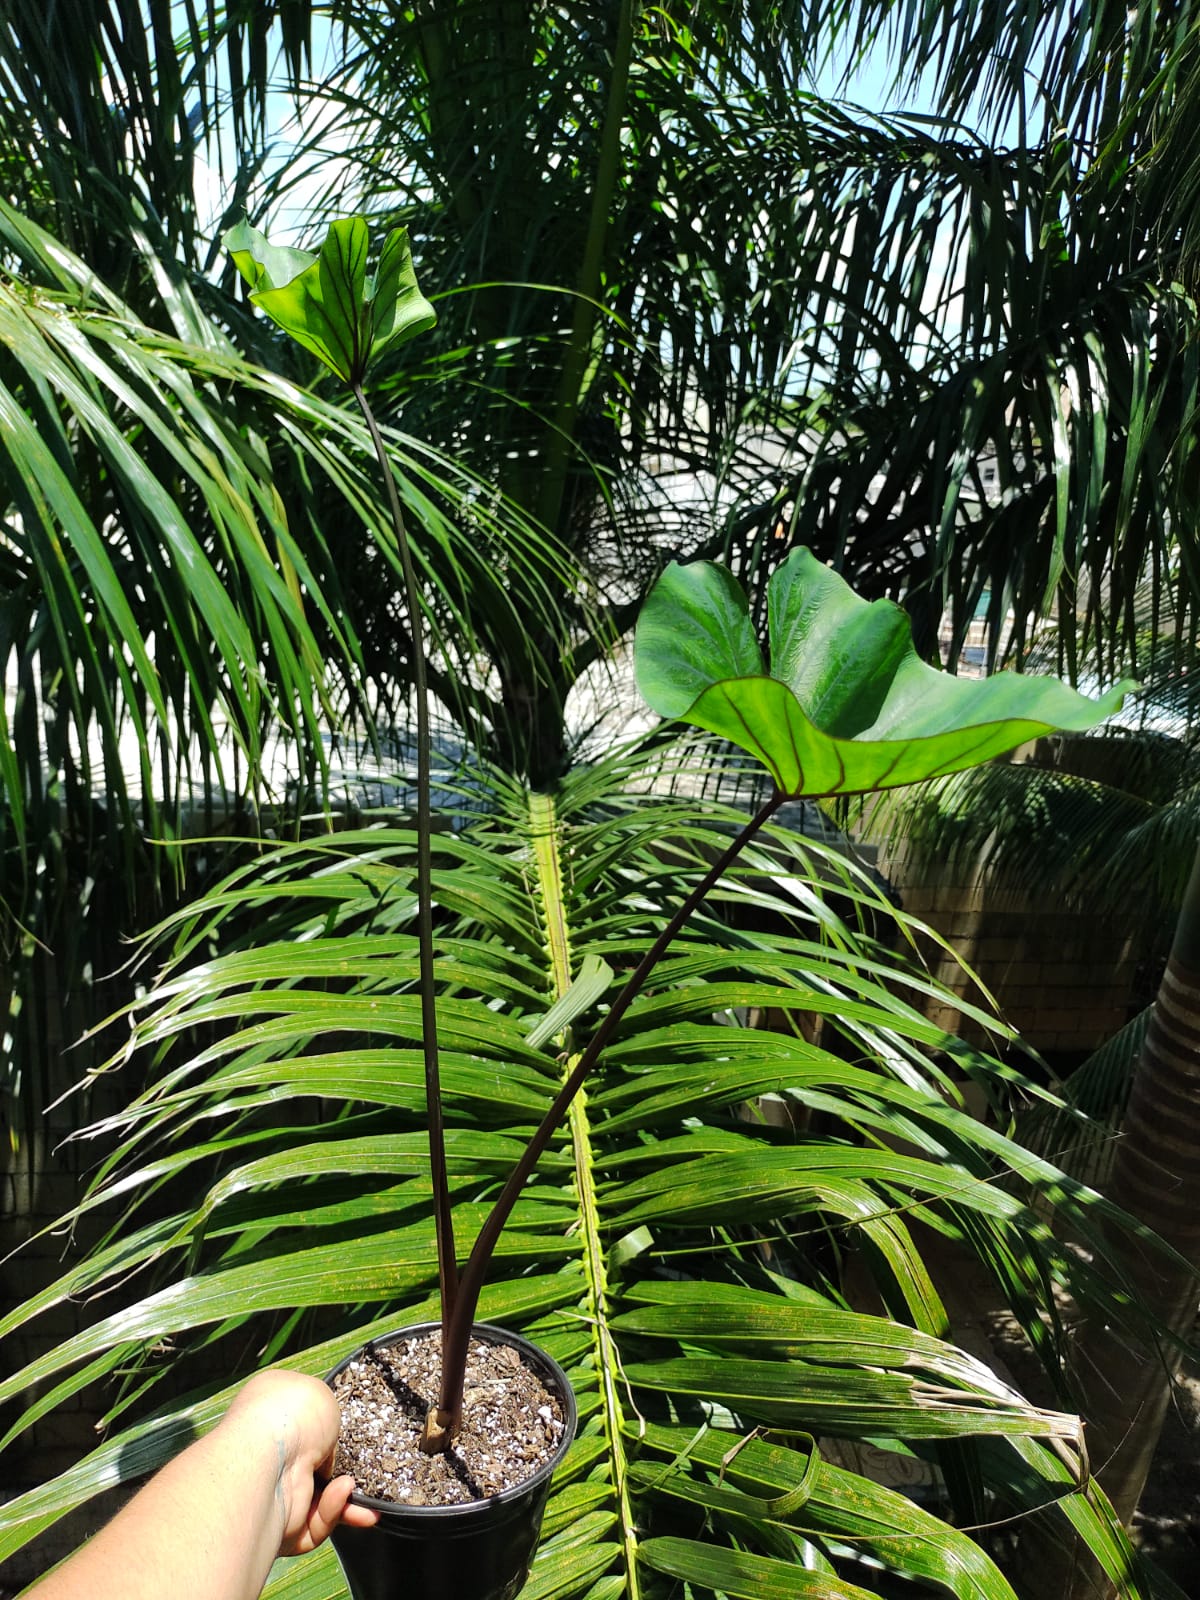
[{"x1": 326, "y1": 1322, "x2": 577, "y2": 1600}]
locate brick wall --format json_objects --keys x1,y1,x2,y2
[{"x1": 880, "y1": 848, "x2": 1138, "y2": 1053}]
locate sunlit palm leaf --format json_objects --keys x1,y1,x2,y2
[
  {"x1": 0, "y1": 753, "x2": 1172, "y2": 1596},
  {"x1": 296, "y1": 2, "x2": 1200, "y2": 690}
]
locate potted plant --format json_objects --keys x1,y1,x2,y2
[{"x1": 225, "y1": 217, "x2": 1136, "y2": 1600}]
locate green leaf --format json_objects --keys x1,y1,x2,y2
[
  {"x1": 639, "y1": 1537, "x2": 877, "y2": 1598},
  {"x1": 524, "y1": 1517, "x2": 622, "y2": 1600},
  {"x1": 314, "y1": 215, "x2": 369, "y2": 380},
  {"x1": 369, "y1": 226, "x2": 439, "y2": 361},
  {"x1": 624, "y1": 1352, "x2": 1076, "y2": 1442},
  {"x1": 224, "y1": 218, "x2": 313, "y2": 295},
  {"x1": 635, "y1": 549, "x2": 1137, "y2": 796},
  {"x1": 224, "y1": 218, "x2": 435, "y2": 385},
  {"x1": 636, "y1": 1424, "x2": 1020, "y2": 1600},
  {"x1": 526, "y1": 955, "x2": 614, "y2": 1050}
]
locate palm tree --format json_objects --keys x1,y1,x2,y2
[
  {"x1": 4, "y1": 0, "x2": 1198, "y2": 1080},
  {"x1": 294, "y1": 0, "x2": 1200, "y2": 746},
  {"x1": 4, "y1": 2, "x2": 1200, "y2": 1591},
  {"x1": 9, "y1": 0, "x2": 1186, "y2": 769}
]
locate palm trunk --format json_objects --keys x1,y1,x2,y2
[
  {"x1": 1024, "y1": 844, "x2": 1200, "y2": 1598},
  {"x1": 1075, "y1": 846, "x2": 1200, "y2": 1516}
]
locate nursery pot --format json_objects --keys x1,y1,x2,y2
[{"x1": 327, "y1": 1322, "x2": 577, "y2": 1600}]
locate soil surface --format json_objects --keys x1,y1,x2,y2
[{"x1": 331, "y1": 1331, "x2": 567, "y2": 1506}]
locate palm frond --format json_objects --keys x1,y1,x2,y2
[
  {"x1": 0, "y1": 206, "x2": 579, "y2": 1121},
  {"x1": 1019, "y1": 1007, "x2": 1151, "y2": 1189},
  {"x1": 286, "y1": 2, "x2": 1200, "y2": 691},
  {"x1": 0, "y1": 753, "x2": 1175, "y2": 1596}
]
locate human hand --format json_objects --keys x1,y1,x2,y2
[{"x1": 220, "y1": 1370, "x2": 380, "y2": 1556}]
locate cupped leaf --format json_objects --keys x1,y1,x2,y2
[
  {"x1": 635, "y1": 549, "x2": 1137, "y2": 796},
  {"x1": 223, "y1": 219, "x2": 313, "y2": 294},
  {"x1": 370, "y1": 227, "x2": 440, "y2": 358},
  {"x1": 225, "y1": 217, "x2": 436, "y2": 384}
]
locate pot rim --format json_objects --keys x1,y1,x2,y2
[{"x1": 327, "y1": 1319, "x2": 577, "y2": 1519}]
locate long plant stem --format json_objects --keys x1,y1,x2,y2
[
  {"x1": 430, "y1": 790, "x2": 784, "y2": 1436},
  {"x1": 353, "y1": 384, "x2": 457, "y2": 1337}
]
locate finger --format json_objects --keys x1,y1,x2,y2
[
  {"x1": 341, "y1": 1499, "x2": 382, "y2": 1529},
  {"x1": 281, "y1": 1479, "x2": 349, "y2": 1557},
  {"x1": 282, "y1": 1475, "x2": 378, "y2": 1556},
  {"x1": 320, "y1": 1475, "x2": 380, "y2": 1530},
  {"x1": 308, "y1": 1474, "x2": 360, "y2": 1548}
]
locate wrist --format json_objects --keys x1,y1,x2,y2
[
  {"x1": 217, "y1": 1372, "x2": 342, "y2": 1547},
  {"x1": 211, "y1": 1394, "x2": 292, "y2": 1527}
]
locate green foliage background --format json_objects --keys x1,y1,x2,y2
[{"x1": 4, "y1": 2, "x2": 1200, "y2": 1596}]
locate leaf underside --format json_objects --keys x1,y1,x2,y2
[{"x1": 635, "y1": 550, "x2": 1136, "y2": 796}]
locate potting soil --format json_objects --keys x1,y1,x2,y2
[{"x1": 331, "y1": 1332, "x2": 567, "y2": 1506}]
